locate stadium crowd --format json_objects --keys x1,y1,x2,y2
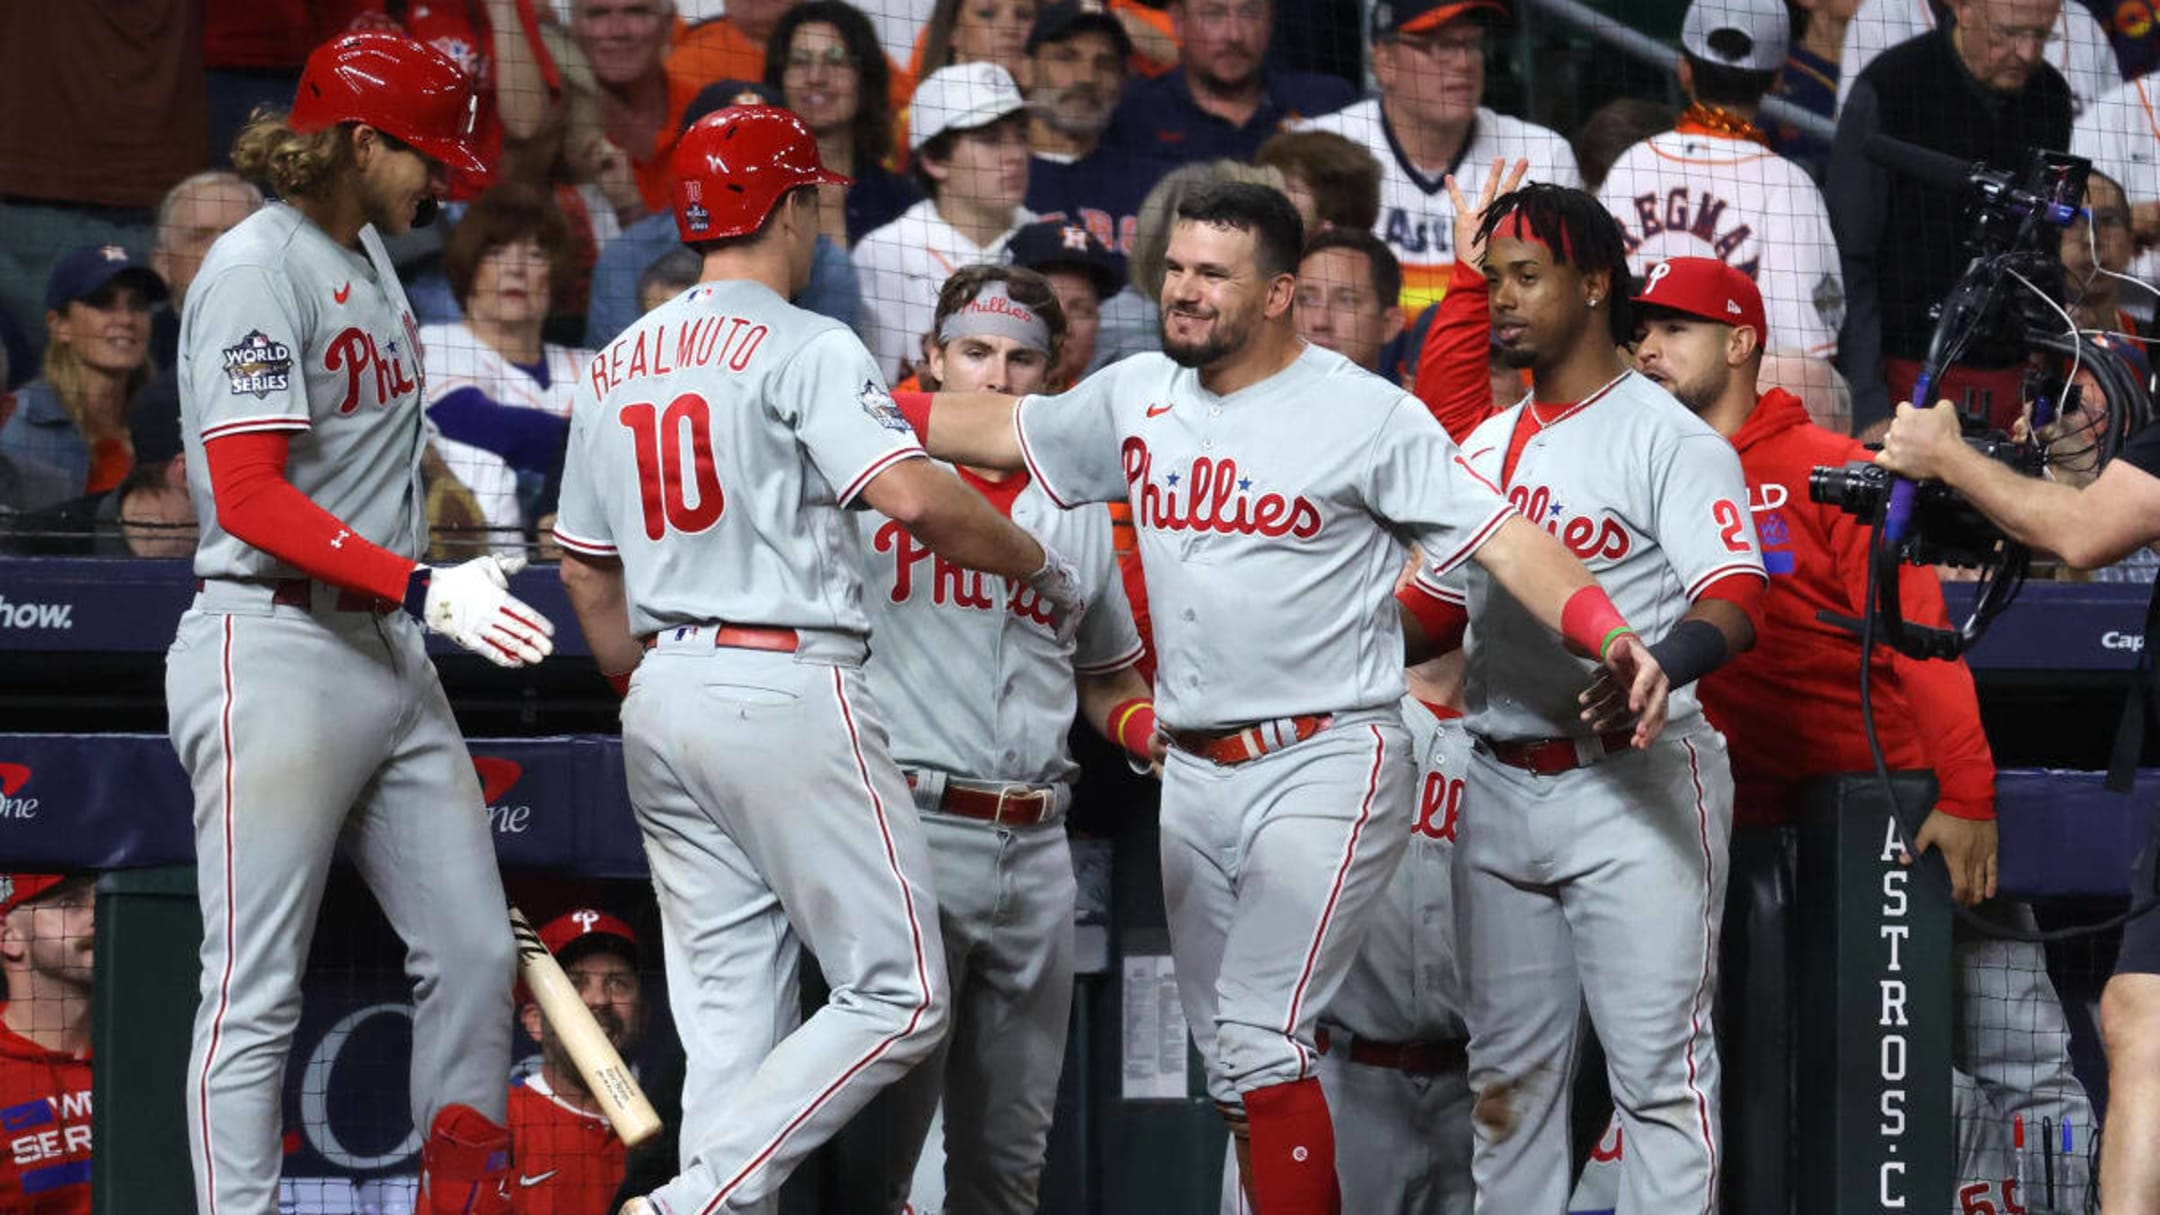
[{"x1": 4, "y1": 0, "x2": 2160, "y2": 1211}]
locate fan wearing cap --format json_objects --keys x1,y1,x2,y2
[
  {"x1": 169, "y1": 32, "x2": 559, "y2": 1215},
  {"x1": 854, "y1": 63, "x2": 1038, "y2": 381},
  {"x1": 506, "y1": 910, "x2": 648, "y2": 1215},
  {"x1": 584, "y1": 78, "x2": 862, "y2": 350},
  {"x1": 0, "y1": 874, "x2": 95, "y2": 1215},
  {"x1": 1004, "y1": 219, "x2": 1126, "y2": 388},
  {"x1": 0, "y1": 247, "x2": 169, "y2": 512},
  {"x1": 1293, "y1": 0, "x2": 1576, "y2": 321},
  {"x1": 856, "y1": 264, "x2": 1152, "y2": 1214},
  {"x1": 1023, "y1": 0, "x2": 1177, "y2": 264},
  {"x1": 1594, "y1": 0, "x2": 1846, "y2": 367}
]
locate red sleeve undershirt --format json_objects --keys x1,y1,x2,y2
[
  {"x1": 1411, "y1": 259, "x2": 1505, "y2": 445},
  {"x1": 1694, "y1": 570, "x2": 1767, "y2": 634},
  {"x1": 1396, "y1": 579, "x2": 1469, "y2": 657},
  {"x1": 202, "y1": 432, "x2": 417, "y2": 604}
]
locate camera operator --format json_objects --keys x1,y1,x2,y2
[{"x1": 1880, "y1": 395, "x2": 2160, "y2": 1212}]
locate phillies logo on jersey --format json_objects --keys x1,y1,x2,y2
[
  {"x1": 0, "y1": 764, "x2": 35, "y2": 821},
  {"x1": 1620, "y1": 189, "x2": 1761, "y2": 277},
  {"x1": 1121, "y1": 438, "x2": 1324, "y2": 540},
  {"x1": 1413, "y1": 769, "x2": 1461, "y2": 842},
  {"x1": 1507, "y1": 482, "x2": 1632, "y2": 562},
  {"x1": 326, "y1": 326, "x2": 420, "y2": 414},
  {"x1": 872, "y1": 521, "x2": 1059, "y2": 631}
]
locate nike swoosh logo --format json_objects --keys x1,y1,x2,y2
[
  {"x1": 518, "y1": 1171, "x2": 559, "y2": 1187},
  {"x1": 1146, "y1": 403, "x2": 1173, "y2": 417},
  {"x1": 334, "y1": 282, "x2": 352, "y2": 304}
]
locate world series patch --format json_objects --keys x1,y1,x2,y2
[
  {"x1": 858, "y1": 379, "x2": 910, "y2": 432},
  {"x1": 222, "y1": 329, "x2": 294, "y2": 398}
]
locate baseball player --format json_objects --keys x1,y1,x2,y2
[
  {"x1": 1396, "y1": 184, "x2": 1765, "y2": 1213},
  {"x1": 1595, "y1": 0, "x2": 1845, "y2": 361},
  {"x1": 166, "y1": 33, "x2": 559, "y2": 1215},
  {"x1": 0, "y1": 874, "x2": 95, "y2": 1215},
  {"x1": 894, "y1": 179, "x2": 1670, "y2": 1215},
  {"x1": 507, "y1": 909, "x2": 648, "y2": 1215},
  {"x1": 550, "y1": 105, "x2": 1090, "y2": 1215},
  {"x1": 1293, "y1": 0, "x2": 1578, "y2": 318},
  {"x1": 860, "y1": 264, "x2": 1157, "y2": 1213}
]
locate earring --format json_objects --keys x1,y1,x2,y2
[{"x1": 1588, "y1": 295, "x2": 1601, "y2": 308}]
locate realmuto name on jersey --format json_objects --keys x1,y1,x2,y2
[
  {"x1": 587, "y1": 310, "x2": 770, "y2": 398},
  {"x1": 1120, "y1": 438, "x2": 1323, "y2": 540},
  {"x1": 871, "y1": 520, "x2": 1058, "y2": 630},
  {"x1": 1508, "y1": 481, "x2": 1634, "y2": 562}
]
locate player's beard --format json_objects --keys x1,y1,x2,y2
[
  {"x1": 1161, "y1": 302, "x2": 1253, "y2": 368},
  {"x1": 540, "y1": 1007, "x2": 635, "y2": 1088},
  {"x1": 1664, "y1": 364, "x2": 1727, "y2": 416}
]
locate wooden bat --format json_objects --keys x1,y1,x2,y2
[{"x1": 509, "y1": 905, "x2": 664, "y2": 1147}]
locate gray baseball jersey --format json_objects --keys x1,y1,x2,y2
[
  {"x1": 1014, "y1": 343, "x2": 1514, "y2": 730},
  {"x1": 552, "y1": 280, "x2": 926, "y2": 635},
  {"x1": 555, "y1": 279, "x2": 953, "y2": 1214},
  {"x1": 1418, "y1": 370, "x2": 1764, "y2": 740},
  {"x1": 169, "y1": 203, "x2": 514, "y2": 1215},
  {"x1": 859, "y1": 470, "x2": 1142, "y2": 787},
  {"x1": 179, "y1": 202, "x2": 429, "y2": 578}
]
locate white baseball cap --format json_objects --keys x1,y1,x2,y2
[
  {"x1": 1680, "y1": 0, "x2": 1789, "y2": 73},
  {"x1": 910, "y1": 62, "x2": 1027, "y2": 152}
]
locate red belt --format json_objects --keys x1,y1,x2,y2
[
  {"x1": 1315, "y1": 1027, "x2": 1466, "y2": 1076},
  {"x1": 197, "y1": 577, "x2": 396, "y2": 615},
  {"x1": 907, "y1": 775, "x2": 1060, "y2": 827},
  {"x1": 1477, "y1": 729, "x2": 1635, "y2": 775},
  {"x1": 641, "y1": 625, "x2": 800, "y2": 653},
  {"x1": 1163, "y1": 714, "x2": 1333, "y2": 766}
]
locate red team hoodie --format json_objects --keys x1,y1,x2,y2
[{"x1": 0, "y1": 1023, "x2": 90, "y2": 1215}]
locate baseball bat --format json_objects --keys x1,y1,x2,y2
[{"x1": 509, "y1": 905, "x2": 663, "y2": 1147}]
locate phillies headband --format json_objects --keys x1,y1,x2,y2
[{"x1": 937, "y1": 281, "x2": 1051, "y2": 353}]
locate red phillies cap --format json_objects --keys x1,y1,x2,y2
[
  {"x1": 1632, "y1": 257, "x2": 1767, "y2": 343},
  {"x1": 538, "y1": 908, "x2": 639, "y2": 964},
  {"x1": 0, "y1": 874, "x2": 68, "y2": 918}
]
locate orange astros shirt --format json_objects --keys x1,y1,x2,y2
[{"x1": 0, "y1": 1024, "x2": 91, "y2": 1215}]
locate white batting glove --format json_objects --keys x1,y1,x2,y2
[
  {"x1": 412, "y1": 554, "x2": 556, "y2": 667},
  {"x1": 1024, "y1": 545, "x2": 1089, "y2": 647}
]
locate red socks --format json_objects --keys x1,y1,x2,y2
[
  {"x1": 416, "y1": 1103, "x2": 513, "y2": 1215},
  {"x1": 1241, "y1": 1077, "x2": 1341, "y2": 1215}
]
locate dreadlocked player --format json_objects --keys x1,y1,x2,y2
[{"x1": 1397, "y1": 182, "x2": 1765, "y2": 1213}]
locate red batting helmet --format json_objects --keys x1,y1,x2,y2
[
  {"x1": 669, "y1": 106, "x2": 851, "y2": 243},
  {"x1": 290, "y1": 32, "x2": 487, "y2": 176}
]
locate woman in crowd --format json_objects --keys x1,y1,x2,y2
[
  {"x1": 0, "y1": 246, "x2": 166, "y2": 511},
  {"x1": 420, "y1": 183, "x2": 589, "y2": 553},
  {"x1": 767, "y1": 0, "x2": 921, "y2": 246},
  {"x1": 892, "y1": 0, "x2": 1041, "y2": 153}
]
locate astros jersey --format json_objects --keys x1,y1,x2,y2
[
  {"x1": 0, "y1": 1027, "x2": 91, "y2": 1215},
  {"x1": 860, "y1": 467, "x2": 1143, "y2": 787},
  {"x1": 1294, "y1": 101, "x2": 1580, "y2": 316},
  {"x1": 1014, "y1": 343, "x2": 1513, "y2": 730},
  {"x1": 1597, "y1": 128, "x2": 1845, "y2": 358},
  {"x1": 418, "y1": 321, "x2": 588, "y2": 550},
  {"x1": 505, "y1": 1071, "x2": 625, "y2": 1214},
  {"x1": 1419, "y1": 371, "x2": 1763, "y2": 740},
  {"x1": 178, "y1": 202, "x2": 429, "y2": 579},
  {"x1": 552, "y1": 280, "x2": 925, "y2": 637}
]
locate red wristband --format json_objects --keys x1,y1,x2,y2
[
  {"x1": 1561, "y1": 586, "x2": 1632, "y2": 660},
  {"x1": 893, "y1": 390, "x2": 933, "y2": 441},
  {"x1": 605, "y1": 671, "x2": 632, "y2": 698},
  {"x1": 1109, "y1": 697, "x2": 1157, "y2": 759}
]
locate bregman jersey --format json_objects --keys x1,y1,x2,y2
[
  {"x1": 1294, "y1": 101, "x2": 1580, "y2": 316},
  {"x1": 1596, "y1": 126, "x2": 1845, "y2": 358},
  {"x1": 1013, "y1": 343, "x2": 1513, "y2": 730},
  {"x1": 859, "y1": 466, "x2": 1142, "y2": 787},
  {"x1": 178, "y1": 203, "x2": 429, "y2": 579},
  {"x1": 851, "y1": 199, "x2": 1035, "y2": 381},
  {"x1": 418, "y1": 322, "x2": 588, "y2": 551},
  {"x1": 552, "y1": 280, "x2": 925, "y2": 637},
  {"x1": 1418, "y1": 371, "x2": 1764, "y2": 740}
]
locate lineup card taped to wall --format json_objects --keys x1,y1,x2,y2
[{"x1": 1122, "y1": 954, "x2": 1189, "y2": 1100}]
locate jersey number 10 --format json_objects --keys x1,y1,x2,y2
[{"x1": 620, "y1": 395, "x2": 725, "y2": 540}]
